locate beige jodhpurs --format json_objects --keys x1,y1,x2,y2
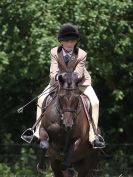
[
  {"x1": 34, "y1": 85, "x2": 99, "y2": 142},
  {"x1": 80, "y1": 86, "x2": 99, "y2": 142},
  {"x1": 34, "y1": 85, "x2": 51, "y2": 138}
]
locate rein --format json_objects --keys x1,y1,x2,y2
[{"x1": 61, "y1": 109, "x2": 77, "y2": 113}]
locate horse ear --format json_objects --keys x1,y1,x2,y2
[
  {"x1": 58, "y1": 74, "x2": 65, "y2": 86},
  {"x1": 72, "y1": 72, "x2": 82, "y2": 86},
  {"x1": 59, "y1": 79, "x2": 64, "y2": 86}
]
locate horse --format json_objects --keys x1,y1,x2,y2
[{"x1": 37, "y1": 71, "x2": 100, "y2": 177}]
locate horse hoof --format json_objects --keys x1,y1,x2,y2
[
  {"x1": 62, "y1": 169, "x2": 75, "y2": 177},
  {"x1": 37, "y1": 163, "x2": 46, "y2": 174},
  {"x1": 60, "y1": 161, "x2": 71, "y2": 171}
]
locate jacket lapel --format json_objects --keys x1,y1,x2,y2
[
  {"x1": 57, "y1": 47, "x2": 78, "y2": 71},
  {"x1": 67, "y1": 52, "x2": 78, "y2": 69},
  {"x1": 57, "y1": 50, "x2": 68, "y2": 71}
]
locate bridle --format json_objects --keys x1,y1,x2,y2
[
  {"x1": 56, "y1": 86, "x2": 81, "y2": 156},
  {"x1": 60, "y1": 88, "x2": 77, "y2": 91},
  {"x1": 56, "y1": 87, "x2": 80, "y2": 127}
]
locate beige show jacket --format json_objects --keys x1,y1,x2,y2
[{"x1": 49, "y1": 46, "x2": 91, "y2": 87}]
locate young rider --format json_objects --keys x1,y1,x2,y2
[{"x1": 34, "y1": 23, "x2": 105, "y2": 149}]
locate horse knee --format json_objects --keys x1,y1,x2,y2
[
  {"x1": 39, "y1": 128, "x2": 49, "y2": 150},
  {"x1": 39, "y1": 127, "x2": 49, "y2": 141},
  {"x1": 40, "y1": 140, "x2": 49, "y2": 149}
]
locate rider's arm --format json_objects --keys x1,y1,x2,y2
[
  {"x1": 49, "y1": 50, "x2": 59, "y2": 81},
  {"x1": 74, "y1": 52, "x2": 87, "y2": 80}
]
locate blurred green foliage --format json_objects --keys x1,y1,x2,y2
[{"x1": 0, "y1": 0, "x2": 133, "y2": 176}]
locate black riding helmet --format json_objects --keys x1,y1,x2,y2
[{"x1": 58, "y1": 23, "x2": 80, "y2": 41}]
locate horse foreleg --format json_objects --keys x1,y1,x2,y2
[
  {"x1": 75, "y1": 158, "x2": 95, "y2": 177},
  {"x1": 51, "y1": 159, "x2": 64, "y2": 177},
  {"x1": 62, "y1": 169, "x2": 76, "y2": 177},
  {"x1": 37, "y1": 127, "x2": 49, "y2": 173},
  {"x1": 37, "y1": 148, "x2": 47, "y2": 173},
  {"x1": 60, "y1": 147, "x2": 77, "y2": 177},
  {"x1": 51, "y1": 159, "x2": 75, "y2": 177}
]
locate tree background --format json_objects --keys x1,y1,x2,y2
[{"x1": 0, "y1": 0, "x2": 133, "y2": 176}]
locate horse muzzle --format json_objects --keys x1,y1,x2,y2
[{"x1": 61, "y1": 112, "x2": 74, "y2": 129}]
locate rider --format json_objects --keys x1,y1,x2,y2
[{"x1": 34, "y1": 23, "x2": 105, "y2": 149}]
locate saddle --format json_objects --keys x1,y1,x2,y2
[{"x1": 43, "y1": 91, "x2": 91, "y2": 124}]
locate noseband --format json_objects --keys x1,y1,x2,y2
[{"x1": 61, "y1": 88, "x2": 77, "y2": 91}]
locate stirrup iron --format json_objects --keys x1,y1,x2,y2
[
  {"x1": 21, "y1": 128, "x2": 34, "y2": 143},
  {"x1": 21, "y1": 114, "x2": 43, "y2": 143},
  {"x1": 97, "y1": 134, "x2": 105, "y2": 143}
]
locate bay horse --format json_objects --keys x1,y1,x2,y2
[{"x1": 38, "y1": 71, "x2": 100, "y2": 177}]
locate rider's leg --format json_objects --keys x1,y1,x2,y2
[
  {"x1": 35, "y1": 84, "x2": 57, "y2": 172},
  {"x1": 80, "y1": 85, "x2": 105, "y2": 148},
  {"x1": 34, "y1": 85, "x2": 50, "y2": 139},
  {"x1": 81, "y1": 85, "x2": 99, "y2": 141}
]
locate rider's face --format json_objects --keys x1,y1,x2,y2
[{"x1": 61, "y1": 40, "x2": 77, "y2": 52}]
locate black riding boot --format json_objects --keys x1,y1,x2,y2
[{"x1": 91, "y1": 135, "x2": 105, "y2": 149}]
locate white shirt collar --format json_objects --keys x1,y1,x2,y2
[{"x1": 62, "y1": 48, "x2": 73, "y2": 57}]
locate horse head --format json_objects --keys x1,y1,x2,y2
[{"x1": 58, "y1": 71, "x2": 80, "y2": 129}]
